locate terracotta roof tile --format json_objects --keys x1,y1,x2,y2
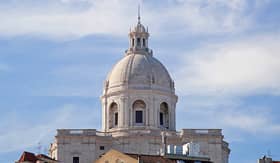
[
  {"x1": 18, "y1": 151, "x2": 57, "y2": 163},
  {"x1": 36, "y1": 154, "x2": 56, "y2": 161},
  {"x1": 18, "y1": 151, "x2": 38, "y2": 163}
]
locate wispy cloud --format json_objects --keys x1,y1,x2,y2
[
  {"x1": 222, "y1": 111, "x2": 280, "y2": 134},
  {"x1": 175, "y1": 32, "x2": 280, "y2": 96},
  {"x1": 174, "y1": 31, "x2": 280, "y2": 140},
  {"x1": 0, "y1": 0, "x2": 265, "y2": 38},
  {"x1": 177, "y1": 95, "x2": 280, "y2": 141},
  {"x1": 0, "y1": 103, "x2": 100, "y2": 153}
]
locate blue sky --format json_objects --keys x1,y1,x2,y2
[{"x1": 0, "y1": 0, "x2": 280, "y2": 162}]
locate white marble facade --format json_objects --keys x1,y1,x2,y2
[
  {"x1": 49, "y1": 16, "x2": 230, "y2": 163},
  {"x1": 101, "y1": 18, "x2": 177, "y2": 132}
]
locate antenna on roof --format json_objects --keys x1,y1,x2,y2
[
  {"x1": 37, "y1": 142, "x2": 42, "y2": 154},
  {"x1": 267, "y1": 149, "x2": 272, "y2": 157}
]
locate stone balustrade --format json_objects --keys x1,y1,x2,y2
[
  {"x1": 57, "y1": 129, "x2": 113, "y2": 137},
  {"x1": 180, "y1": 129, "x2": 222, "y2": 136},
  {"x1": 57, "y1": 129, "x2": 97, "y2": 136}
]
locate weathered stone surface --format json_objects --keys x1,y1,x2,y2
[{"x1": 49, "y1": 16, "x2": 230, "y2": 163}]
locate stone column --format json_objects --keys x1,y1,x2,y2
[
  {"x1": 130, "y1": 98, "x2": 133, "y2": 127},
  {"x1": 124, "y1": 96, "x2": 129, "y2": 128},
  {"x1": 156, "y1": 99, "x2": 159, "y2": 128},
  {"x1": 101, "y1": 98, "x2": 107, "y2": 131},
  {"x1": 106, "y1": 99, "x2": 110, "y2": 131},
  {"x1": 119, "y1": 97, "x2": 124, "y2": 128},
  {"x1": 146, "y1": 96, "x2": 150, "y2": 126},
  {"x1": 171, "y1": 102, "x2": 176, "y2": 130},
  {"x1": 150, "y1": 96, "x2": 156, "y2": 127}
]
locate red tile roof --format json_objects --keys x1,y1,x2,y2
[
  {"x1": 18, "y1": 151, "x2": 38, "y2": 162},
  {"x1": 36, "y1": 154, "x2": 57, "y2": 161},
  {"x1": 17, "y1": 151, "x2": 57, "y2": 163}
]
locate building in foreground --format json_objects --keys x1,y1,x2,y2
[
  {"x1": 16, "y1": 151, "x2": 58, "y2": 163},
  {"x1": 258, "y1": 156, "x2": 280, "y2": 163},
  {"x1": 48, "y1": 14, "x2": 230, "y2": 163},
  {"x1": 95, "y1": 149, "x2": 213, "y2": 163}
]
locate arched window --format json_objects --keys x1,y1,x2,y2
[
  {"x1": 114, "y1": 112, "x2": 118, "y2": 126},
  {"x1": 133, "y1": 100, "x2": 146, "y2": 125},
  {"x1": 132, "y1": 38, "x2": 135, "y2": 47},
  {"x1": 109, "y1": 102, "x2": 118, "y2": 129},
  {"x1": 160, "y1": 102, "x2": 169, "y2": 129},
  {"x1": 137, "y1": 38, "x2": 141, "y2": 47}
]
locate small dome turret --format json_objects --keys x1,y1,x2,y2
[{"x1": 127, "y1": 9, "x2": 150, "y2": 55}]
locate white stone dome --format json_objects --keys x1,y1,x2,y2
[
  {"x1": 101, "y1": 16, "x2": 177, "y2": 132},
  {"x1": 106, "y1": 53, "x2": 174, "y2": 93}
]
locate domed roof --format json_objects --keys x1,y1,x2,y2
[
  {"x1": 104, "y1": 13, "x2": 175, "y2": 94},
  {"x1": 132, "y1": 23, "x2": 146, "y2": 33},
  {"x1": 106, "y1": 53, "x2": 174, "y2": 92}
]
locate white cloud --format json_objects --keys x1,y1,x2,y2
[
  {"x1": 160, "y1": 0, "x2": 253, "y2": 34},
  {"x1": 220, "y1": 105, "x2": 280, "y2": 136},
  {"x1": 222, "y1": 112, "x2": 280, "y2": 134},
  {"x1": 0, "y1": 104, "x2": 100, "y2": 153},
  {"x1": 0, "y1": 0, "x2": 264, "y2": 38},
  {"x1": 177, "y1": 96, "x2": 280, "y2": 140},
  {"x1": 175, "y1": 33, "x2": 280, "y2": 96},
  {"x1": 0, "y1": 0, "x2": 137, "y2": 38}
]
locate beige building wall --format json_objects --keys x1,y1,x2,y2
[
  {"x1": 102, "y1": 90, "x2": 177, "y2": 132},
  {"x1": 95, "y1": 149, "x2": 138, "y2": 163},
  {"x1": 49, "y1": 129, "x2": 229, "y2": 163}
]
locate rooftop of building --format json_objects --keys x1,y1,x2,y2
[{"x1": 16, "y1": 151, "x2": 57, "y2": 163}]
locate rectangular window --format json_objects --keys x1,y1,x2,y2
[
  {"x1": 135, "y1": 110, "x2": 143, "y2": 123},
  {"x1": 160, "y1": 112, "x2": 164, "y2": 125},
  {"x1": 73, "y1": 157, "x2": 79, "y2": 163},
  {"x1": 100, "y1": 146, "x2": 105, "y2": 150},
  {"x1": 143, "y1": 39, "x2": 146, "y2": 47},
  {"x1": 114, "y1": 112, "x2": 118, "y2": 126}
]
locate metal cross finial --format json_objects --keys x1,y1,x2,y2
[{"x1": 138, "y1": 4, "x2": 141, "y2": 24}]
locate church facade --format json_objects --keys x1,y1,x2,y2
[{"x1": 49, "y1": 15, "x2": 230, "y2": 163}]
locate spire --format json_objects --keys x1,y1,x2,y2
[{"x1": 138, "y1": 4, "x2": 141, "y2": 24}]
